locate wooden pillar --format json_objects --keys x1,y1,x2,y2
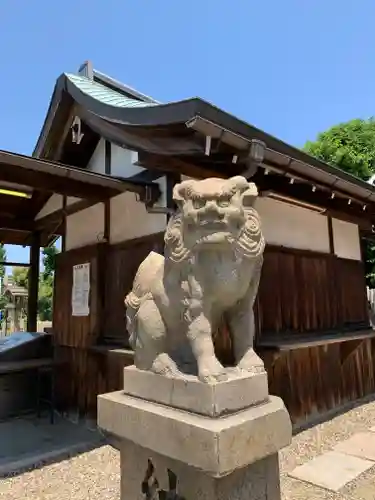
[
  {"x1": 27, "y1": 231, "x2": 40, "y2": 332},
  {"x1": 327, "y1": 215, "x2": 335, "y2": 254},
  {"x1": 61, "y1": 196, "x2": 67, "y2": 252}
]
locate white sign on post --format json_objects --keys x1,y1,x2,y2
[{"x1": 72, "y1": 263, "x2": 90, "y2": 316}]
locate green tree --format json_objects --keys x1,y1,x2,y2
[
  {"x1": 304, "y1": 118, "x2": 375, "y2": 180},
  {"x1": 42, "y1": 245, "x2": 58, "y2": 280},
  {"x1": 12, "y1": 266, "x2": 29, "y2": 288},
  {"x1": 38, "y1": 244, "x2": 59, "y2": 321},
  {"x1": 304, "y1": 118, "x2": 375, "y2": 287},
  {"x1": 10, "y1": 243, "x2": 59, "y2": 322},
  {"x1": 38, "y1": 275, "x2": 54, "y2": 321}
]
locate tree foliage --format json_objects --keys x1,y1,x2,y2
[
  {"x1": 12, "y1": 266, "x2": 29, "y2": 288},
  {"x1": 39, "y1": 245, "x2": 59, "y2": 321},
  {"x1": 10, "y1": 243, "x2": 59, "y2": 322},
  {"x1": 304, "y1": 118, "x2": 375, "y2": 180},
  {"x1": 42, "y1": 245, "x2": 58, "y2": 280},
  {"x1": 304, "y1": 118, "x2": 375, "y2": 287}
]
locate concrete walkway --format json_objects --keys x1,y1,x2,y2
[
  {"x1": 0, "y1": 413, "x2": 103, "y2": 477},
  {"x1": 281, "y1": 397, "x2": 375, "y2": 499}
]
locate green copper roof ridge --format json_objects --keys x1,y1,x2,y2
[{"x1": 64, "y1": 73, "x2": 158, "y2": 109}]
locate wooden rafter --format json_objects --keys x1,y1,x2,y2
[
  {"x1": 0, "y1": 161, "x2": 114, "y2": 200},
  {"x1": 254, "y1": 170, "x2": 375, "y2": 227},
  {"x1": 35, "y1": 198, "x2": 98, "y2": 229}
]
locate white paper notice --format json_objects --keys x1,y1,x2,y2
[{"x1": 72, "y1": 263, "x2": 90, "y2": 316}]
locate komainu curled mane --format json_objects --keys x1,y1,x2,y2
[{"x1": 125, "y1": 176, "x2": 265, "y2": 383}]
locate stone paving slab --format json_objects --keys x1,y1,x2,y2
[
  {"x1": 334, "y1": 432, "x2": 375, "y2": 462},
  {"x1": 342, "y1": 464, "x2": 375, "y2": 500},
  {"x1": 288, "y1": 451, "x2": 374, "y2": 492}
]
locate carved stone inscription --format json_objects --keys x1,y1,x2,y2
[{"x1": 141, "y1": 459, "x2": 184, "y2": 500}]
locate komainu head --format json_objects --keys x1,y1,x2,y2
[{"x1": 164, "y1": 176, "x2": 265, "y2": 262}]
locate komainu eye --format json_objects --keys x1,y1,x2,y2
[
  {"x1": 218, "y1": 198, "x2": 230, "y2": 207},
  {"x1": 192, "y1": 198, "x2": 206, "y2": 209}
]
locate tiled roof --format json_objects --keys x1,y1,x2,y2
[{"x1": 65, "y1": 73, "x2": 158, "y2": 109}]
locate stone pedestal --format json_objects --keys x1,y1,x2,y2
[{"x1": 98, "y1": 367, "x2": 292, "y2": 500}]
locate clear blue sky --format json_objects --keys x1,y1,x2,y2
[{"x1": 1, "y1": 0, "x2": 374, "y2": 265}]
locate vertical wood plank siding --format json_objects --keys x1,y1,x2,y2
[
  {"x1": 256, "y1": 246, "x2": 368, "y2": 337},
  {"x1": 102, "y1": 233, "x2": 164, "y2": 344}
]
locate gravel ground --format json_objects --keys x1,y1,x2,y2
[
  {"x1": 280, "y1": 396, "x2": 375, "y2": 500},
  {"x1": 1, "y1": 398, "x2": 375, "y2": 500}
]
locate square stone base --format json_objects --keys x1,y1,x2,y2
[
  {"x1": 98, "y1": 391, "x2": 291, "y2": 477},
  {"x1": 120, "y1": 438, "x2": 281, "y2": 500},
  {"x1": 123, "y1": 365, "x2": 269, "y2": 417}
]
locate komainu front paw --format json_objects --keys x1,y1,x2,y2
[
  {"x1": 198, "y1": 356, "x2": 228, "y2": 383},
  {"x1": 151, "y1": 353, "x2": 181, "y2": 377},
  {"x1": 237, "y1": 349, "x2": 265, "y2": 374}
]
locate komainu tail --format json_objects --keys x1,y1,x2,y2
[{"x1": 124, "y1": 251, "x2": 164, "y2": 348}]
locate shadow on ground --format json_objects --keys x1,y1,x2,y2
[{"x1": 0, "y1": 412, "x2": 104, "y2": 478}]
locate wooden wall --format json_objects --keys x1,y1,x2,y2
[
  {"x1": 102, "y1": 234, "x2": 164, "y2": 345},
  {"x1": 52, "y1": 237, "x2": 373, "y2": 425},
  {"x1": 265, "y1": 339, "x2": 375, "y2": 428},
  {"x1": 53, "y1": 242, "x2": 117, "y2": 415},
  {"x1": 257, "y1": 246, "x2": 368, "y2": 337},
  {"x1": 52, "y1": 236, "x2": 164, "y2": 415}
]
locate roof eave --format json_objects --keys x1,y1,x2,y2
[{"x1": 33, "y1": 72, "x2": 375, "y2": 208}]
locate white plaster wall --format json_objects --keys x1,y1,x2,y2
[
  {"x1": 157, "y1": 179, "x2": 332, "y2": 254},
  {"x1": 65, "y1": 203, "x2": 105, "y2": 251},
  {"x1": 110, "y1": 192, "x2": 166, "y2": 244},
  {"x1": 81, "y1": 140, "x2": 169, "y2": 245},
  {"x1": 87, "y1": 140, "x2": 139, "y2": 178},
  {"x1": 332, "y1": 218, "x2": 361, "y2": 260},
  {"x1": 87, "y1": 139, "x2": 106, "y2": 174},
  {"x1": 35, "y1": 194, "x2": 81, "y2": 220},
  {"x1": 111, "y1": 144, "x2": 139, "y2": 177},
  {"x1": 87, "y1": 141, "x2": 167, "y2": 207},
  {"x1": 255, "y1": 196, "x2": 330, "y2": 253}
]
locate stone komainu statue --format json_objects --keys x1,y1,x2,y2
[{"x1": 125, "y1": 176, "x2": 265, "y2": 383}]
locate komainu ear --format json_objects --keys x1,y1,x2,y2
[
  {"x1": 172, "y1": 180, "x2": 194, "y2": 209},
  {"x1": 241, "y1": 182, "x2": 258, "y2": 207},
  {"x1": 227, "y1": 176, "x2": 249, "y2": 194}
]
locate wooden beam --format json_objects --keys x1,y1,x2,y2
[
  {"x1": 0, "y1": 216, "x2": 36, "y2": 232},
  {"x1": 53, "y1": 103, "x2": 78, "y2": 162},
  {"x1": 327, "y1": 216, "x2": 334, "y2": 254},
  {"x1": 104, "y1": 200, "x2": 110, "y2": 242},
  {"x1": 105, "y1": 141, "x2": 111, "y2": 175},
  {"x1": 137, "y1": 152, "x2": 224, "y2": 179},
  {"x1": 61, "y1": 196, "x2": 67, "y2": 252},
  {"x1": 255, "y1": 170, "x2": 375, "y2": 225},
  {"x1": 35, "y1": 198, "x2": 98, "y2": 229},
  {"x1": 27, "y1": 231, "x2": 40, "y2": 332},
  {"x1": 0, "y1": 161, "x2": 116, "y2": 200},
  {"x1": 25, "y1": 192, "x2": 52, "y2": 222}
]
